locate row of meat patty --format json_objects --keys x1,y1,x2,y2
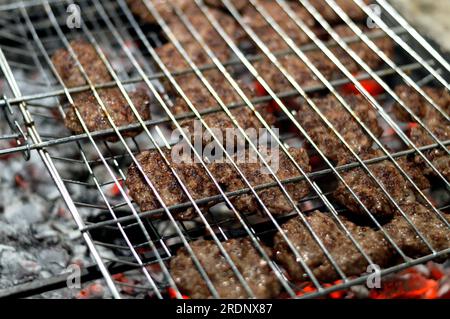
[{"x1": 48, "y1": 0, "x2": 450, "y2": 298}]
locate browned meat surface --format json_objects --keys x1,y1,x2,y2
[
  {"x1": 209, "y1": 147, "x2": 311, "y2": 215},
  {"x1": 334, "y1": 150, "x2": 418, "y2": 219},
  {"x1": 332, "y1": 24, "x2": 394, "y2": 73},
  {"x1": 385, "y1": 203, "x2": 450, "y2": 258},
  {"x1": 295, "y1": 95, "x2": 382, "y2": 162},
  {"x1": 409, "y1": 123, "x2": 450, "y2": 180},
  {"x1": 254, "y1": 51, "x2": 342, "y2": 93},
  {"x1": 393, "y1": 85, "x2": 450, "y2": 122},
  {"x1": 252, "y1": 25, "x2": 393, "y2": 92},
  {"x1": 396, "y1": 157, "x2": 431, "y2": 190},
  {"x1": 308, "y1": 0, "x2": 372, "y2": 24},
  {"x1": 165, "y1": 6, "x2": 240, "y2": 45},
  {"x1": 392, "y1": 85, "x2": 449, "y2": 181},
  {"x1": 242, "y1": 0, "x2": 316, "y2": 51},
  {"x1": 274, "y1": 211, "x2": 393, "y2": 282},
  {"x1": 64, "y1": 89, "x2": 150, "y2": 137},
  {"x1": 126, "y1": 0, "x2": 192, "y2": 25},
  {"x1": 170, "y1": 238, "x2": 282, "y2": 298},
  {"x1": 170, "y1": 70, "x2": 276, "y2": 145},
  {"x1": 204, "y1": 0, "x2": 248, "y2": 11},
  {"x1": 52, "y1": 40, "x2": 151, "y2": 139},
  {"x1": 126, "y1": 149, "x2": 219, "y2": 220}
]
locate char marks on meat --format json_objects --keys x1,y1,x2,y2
[
  {"x1": 52, "y1": 40, "x2": 151, "y2": 139},
  {"x1": 274, "y1": 211, "x2": 393, "y2": 282},
  {"x1": 170, "y1": 238, "x2": 281, "y2": 298}
]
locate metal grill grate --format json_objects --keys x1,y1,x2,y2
[{"x1": 0, "y1": 0, "x2": 449, "y2": 299}]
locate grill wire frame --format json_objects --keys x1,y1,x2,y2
[{"x1": 0, "y1": 0, "x2": 448, "y2": 299}]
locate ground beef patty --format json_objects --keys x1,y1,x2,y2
[
  {"x1": 332, "y1": 24, "x2": 394, "y2": 73},
  {"x1": 170, "y1": 70, "x2": 276, "y2": 146},
  {"x1": 273, "y1": 211, "x2": 393, "y2": 282},
  {"x1": 333, "y1": 150, "x2": 418, "y2": 220},
  {"x1": 204, "y1": 0, "x2": 248, "y2": 12},
  {"x1": 385, "y1": 203, "x2": 450, "y2": 258},
  {"x1": 170, "y1": 238, "x2": 282, "y2": 299},
  {"x1": 393, "y1": 85, "x2": 450, "y2": 122},
  {"x1": 409, "y1": 122, "x2": 450, "y2": 180},
  {"x1": 295, "y1": 94, "x2": 382, "y2": 162},
  {"x1": 64, "y1": 89, "x2": 150, "y2": 137},
  {"x1": 52, "y1": 40, "x2": 151, "y2": 139},
  {"x1": 392, "y1": 85, "x2": 449, "y2": 181},
  {"x1": 209, "y1": 147, "x2": 311, "y2": 215},
  {"x1": 126, "y1": 0, "x2": 192, "y2": 25},
  {"x1": 126, "y1": 149, "x2": 219, "y2": 220},
  {"x1": 308, "y1": 0, "x2": 372, "y2": 24},
  {"x1": 252, "y1": 25, "x2": 393, "y2": 92},
  {"x1": 241, "y1": 0, "x2": 316, "y2": 51}
]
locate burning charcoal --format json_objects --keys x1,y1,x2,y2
[
  {"x1": 385, "y1": 203, "x2": 450, "y2": 258},
  {"x1": 208, "y1": 147, "x2": 311, "y2": 215},
  {"x1": 273, "y1": 211, "x2": 393, "y2": 282},
  {"x1": 170, "y1": 238, "x2": 282, "y2": 298},
  {"x1": 51, "y1": 40, "x2": 151, "y2": 140}
]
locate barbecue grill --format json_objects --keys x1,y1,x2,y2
[{"x1": 0, "y1": 0, "x2": 449, "y2": 299}]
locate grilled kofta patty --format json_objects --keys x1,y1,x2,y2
[
  {"x1": 52, "y1": 40, "x2": 151, "y2": 138},
  {"x1": 126, "y1": 0, "x2": 192, "y2": 25},
  {"x1": 241, "y1": 0, "x2": 316, "y2": 51},
  {"x1": 393, "y1": 85, "x2": 449, "y2": 180},
  {"x1": 170, "y1": 238, "x2": 282, "y2": 299},
  {"x1": 208, "y1": 147, "x2": 311, "y2": 215},
  {"x1": 308, "y1": 0, "x2": 372, "y2": 24},
  {"x1": 409, "y1": 122, "x2": 450, "y2": 180},
  {"x1": 204, "y1": 0, "x2": 248, "y2": 12},
  {"x1": 170, "y1": 71, "x2": 276, "y2": 146},
  {"x1": 165, "y1": 6, "x2": 240, "y2": 45},
  {"x1": 127, "y1": 147, "x2": 311, "y2": 218},
  {"x1": 332, "y1": 24, "x2": 394, "y2": 73},
  {"x1": 333, "y1": 150, "x2": 418, "y2": 219},
  {"x1": 252, "y1": 24, "x2": 393, "y2": 92},
  {"x1": 295, "y1": 95, "x2": 382, "y2": 162},
  {"x1": 393, "y1": 85, "x2": 450, "y2": 122},
  {"x1": 126, "y1": 149, "x2": 219, "y2": 220},
  {"x1": 385, "y1": 203, "x2": 450, "y2": 258},
  {"x1": 274, "y1": 211, "x2": 393, "y2": 282},
  {"x1": 64, "y1": 89, "x2": 150, "y2": 137}
]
